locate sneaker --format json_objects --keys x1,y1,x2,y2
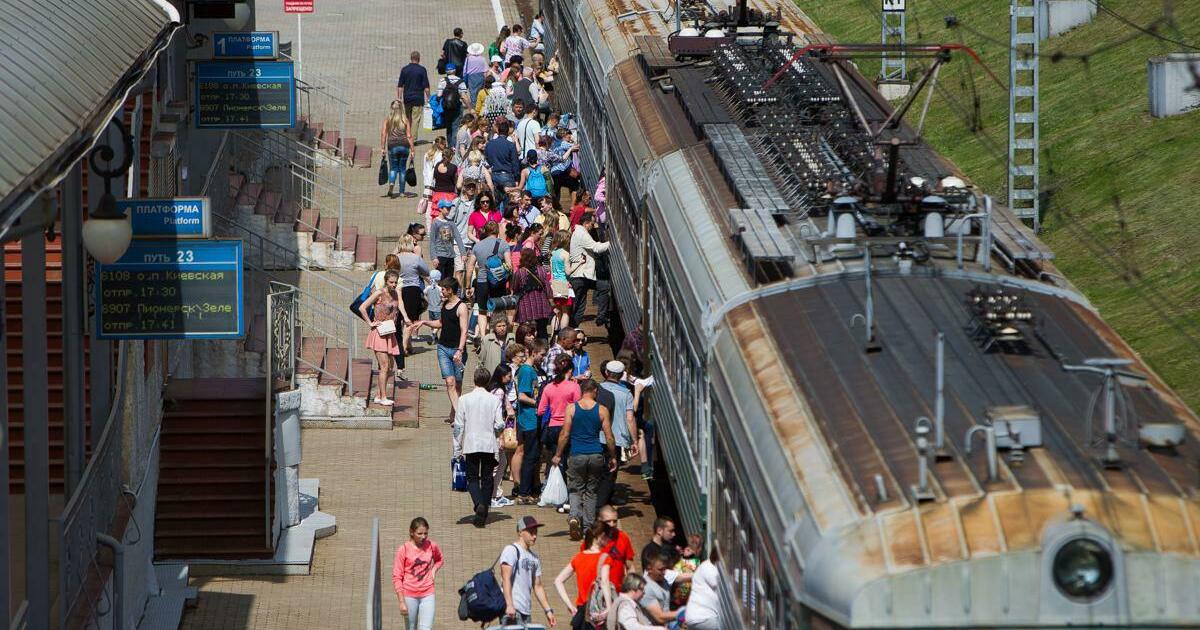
[
  {"x1": 491, "y1": 497, "x2": 514, "y2": 508},
  {"x1": 641, "y1": 472, "x2": 653, "y2": 481},
  {"x1": 557, "y1": 503, "x2": 570, "y2": 514},
  {"x1": 379, "y1": 398, "x2": 395, "y2": 406},
  {"x1": 568, "y1": 517, "x2": 581, "y2": 541}
]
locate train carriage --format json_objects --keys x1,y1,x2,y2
[{"x1": 541, "y1": 0, "x2": 1200, "y2": 627}]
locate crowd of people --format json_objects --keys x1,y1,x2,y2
[
  {"x1": 394, "y1": 512, "x2": 723, "y2": 630},
  {"x1": 373, "y1": 18, "x2": 722, "y2": 630}
]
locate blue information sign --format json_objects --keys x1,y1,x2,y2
[
  {"x1": 95, "y1": 240, "x2": 245, "y2": 340},
  {"x1": 213, "y1": 31, "x2": 279, "y2": 59},
  {"x1": 195, "y1": 61, "x2": 296, "y2": 129},
  {"x1": 123, "y1": 197, "x2": 211, "y2": 239}
]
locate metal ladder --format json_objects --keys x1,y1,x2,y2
[{"x1": 1008, "y1": 0, "x2": 1041, "y2": 229}]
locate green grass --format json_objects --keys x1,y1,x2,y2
[{"x1": 796, "y1": 0, "x2": 1200, "y2": 409}]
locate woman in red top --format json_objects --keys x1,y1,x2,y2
[
  {"x1": 553, "y1": 522, "x2": 614, "y2": 622},
  {"x1": 568, "y1": 189, "x2": 591, "y2": 229},
  {"x1": 392, "y1": 517, "x2": 444, "y2": 630}
]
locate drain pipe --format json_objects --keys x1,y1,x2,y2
[{"x1": 96, "y1": 533, "x2": 125, "y2": 629}]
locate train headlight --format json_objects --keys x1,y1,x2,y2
[{"x1": 1052, "y1": 538, "x2": 1114, "y2": 600}]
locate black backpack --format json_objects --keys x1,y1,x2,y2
[{"x1": 442, "y1": 77, "x2": 463, "y2": 117}]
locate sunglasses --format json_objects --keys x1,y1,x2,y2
[{"x1": 479, "y1": 199, "x2": 492, "y2": 205}]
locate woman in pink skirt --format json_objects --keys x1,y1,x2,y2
[{"x1": 359, "y1": 270, "x2": 410, "y2": 405}]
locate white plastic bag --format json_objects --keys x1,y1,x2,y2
[
  {"x1": 422, "y1": 105, "x2": 434, "y2": 131},
  {"x1": 539, "y1": 466, "x2": 568, "y2": 506}
]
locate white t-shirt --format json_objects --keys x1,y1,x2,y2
[
  {"x1": 683, "y1": 560, "x2": 721, "y2": 622},
  {"x1": 500, "y1": 543, "x2": 542, "y2": 615},
  {"x1": 515, "y1": 117, "x2": 542, "y2": 155},
  {"x1": 503, "y1": 35, "x2": 532, "y2": 63}
]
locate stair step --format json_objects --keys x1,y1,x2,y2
[
  {"x1": 164, "y1": 398, "x2": 264, "y2": 417},
  {"x1": 228, "y1": 173, "x2": 246, "y2": 195},
  {"x1": 350, "y1": 359, "x2": 374, "y2": 398},
  {"x1": 159, "y1": 467, "x2": 263, "y2": 483},
  {"x1": 321, "y1": 130, "x2": 340, "y2": 153},
  {"x1": 274, "y1": 200, "x2": 301, "y2": 225},
  {"x1": 158, "y1": 483, "x2": 264, "y2": 498},
  {"x1": 254, "y1": 191, "x2": 282, "y2": 216},
  {"x1": 235, "y1": 182, "x2": 262, "y2": 208},
  {"x1": 157, "y1": 501, "x2": 264, "y2": 520},
  {"x1": 352, "y1": 145, "x2": 373, "y2": 167},
  {"x1": 314, "y1": 215, "x2": 338, "y2": 243},
  {"x1": 295, "y1": 207, "x2": 318, "y2": 233},
  {"x1": 155, "y1": 538, "x2": 273, "y2": 560},
  {"x1": 159, "y1": 453, "x2": 262, "y2": 468},
  {"x1": 354, "y1": 234, "x2": 377, "y2": 266},
  {"x1": 299, "y1": 336, "x2": 326, "y2": 375},
  {"x1": 339, "y1": 225, "x2": 358, "y2": 252},
  {"x1": 341, "y1": 137, "x2": 357, "y2": 161},
  {"x1": 318, "y1": 347, "x2": 348, "y2": 387}
]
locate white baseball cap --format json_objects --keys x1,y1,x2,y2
[{"x1": 605, "y1": 360, "x2": 625, "y2": 375}]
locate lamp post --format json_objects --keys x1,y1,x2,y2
[{"x1": 81, "y1": 119, "x2": 135, "y2": 264}]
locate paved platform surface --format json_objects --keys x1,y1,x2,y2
[{"x1": 179, "y1": 0, "x2": 661, "y2": 627}]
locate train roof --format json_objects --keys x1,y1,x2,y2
[{"x1": 560, "y1": 0, "x2": 1200, "y2": 600}]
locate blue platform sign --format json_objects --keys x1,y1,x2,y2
[
  {"x1": 95, "y1": 240, "x2": 245, "y2": 340},
  {"x1": 122, "y1": 197, "x2": 211, "y2": 239},
  {"x1": 195, "y1": 61, "x2": 295, "y2": 129},
  {"x1": 213, "y1": 31, "x2": 279, "y2": 59}
]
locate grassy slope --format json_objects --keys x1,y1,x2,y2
[{"x1": 797, "y1": 0, "x2": 1200, "y2": 409}]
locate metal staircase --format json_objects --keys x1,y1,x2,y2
[{"x1": 1008, "y1": 0, "x2": 1041, "y2": 229}]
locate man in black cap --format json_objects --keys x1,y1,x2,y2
[{"x1": 500, "y1": 516, "x2": 557, "y2": 627}]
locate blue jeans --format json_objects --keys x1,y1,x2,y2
[
  {"x1": 641, "y1": 417, "x2": 655, "y2": 477},
  {"x1": 465, "y1": 73, "x2": 485, "y2": 103},
  {"x1": 388, "y1": 145, "x2": 410, "y2": 192},
  {"x1": 404, "y1": 594, "x2": 435, "y2": 630},
  {"x1": 445, "y1": 112, "x2": 461, "y2": 145},
  {"x1": 436, "y1": 344, "x2": 464, "y2": 382}
]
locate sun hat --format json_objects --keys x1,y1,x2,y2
[
  {"x1": 467, "y1": 42, "x2": 485, "y2": 56},
  {"x1": 516, "y1": 516, "x2": 543, "y2": 532}
]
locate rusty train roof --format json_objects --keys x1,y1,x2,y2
[{"x1": 577, "y1": 0, "x2": 1200, "y2": 571}]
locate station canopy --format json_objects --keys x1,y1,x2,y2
[{"x1": 0, "y1": 0, "x2": 179, "y2": 230}]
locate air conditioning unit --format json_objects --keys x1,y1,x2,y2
[{"x1": 986, "y1": 405, "x2": 1043, "y2": 448}]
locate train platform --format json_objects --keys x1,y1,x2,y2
[{"x1": 179, "y1": 0, "x2": 661, "y2": 627}]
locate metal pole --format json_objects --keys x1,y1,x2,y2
[
  {"x1": 935, "y1": 332, "x2": 946, "y2": 451},
  {"x1": 63, "y1": 164, "x2": 86, "y2": 495},
  {"x1": 297, "y1": 14, "x2": 303, "y2": 82},
  {"x1": 22, "y1": 213, "x2": 51, "y2": 630},
  {"x1": 95, "y1": 534, "x2": 124, "y2": 630}
]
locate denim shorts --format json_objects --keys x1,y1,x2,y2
[{"x1": 436, "y1": 344, "x2": 465, "y2": 381}]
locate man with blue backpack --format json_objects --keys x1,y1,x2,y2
[
  {"x1": 465, "y1": 220, "x2": 512, "y2": 340},
  {"x1": 500, "y1": 517, "x2": 556, "y2": 627}
]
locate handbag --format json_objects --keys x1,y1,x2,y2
[
  {"x1": 405, "y1": 164, "x2": 417, "y2": 187},
  {"x1": 376, "y1": 319, "x2": 397, "y2": 336},
  {"x1": 349, "y1": 272, "x2": 381, "y2": 321},
  {"x1": 378, "y1": 156, "x2": 389, "y2": 185},
  {"x1": 451, "y1": 457, "x2": 468, "y2": 492},
  {"x1": 501, "y1": 419, "x2": 518, "y2": 450},
  {"x1": 551, "y1": 278, "x2": 570, "y2": 298}
]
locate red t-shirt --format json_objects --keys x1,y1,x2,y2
[
  {"x1": 570, "y1": 550, "x2": 610, "y2": 606},
  {"x1": 569, "y1": 205, "x2": 588, "y2": 229},
  {"x1": 581, "y1": 530, "x2": 635, "y2": 588}
]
